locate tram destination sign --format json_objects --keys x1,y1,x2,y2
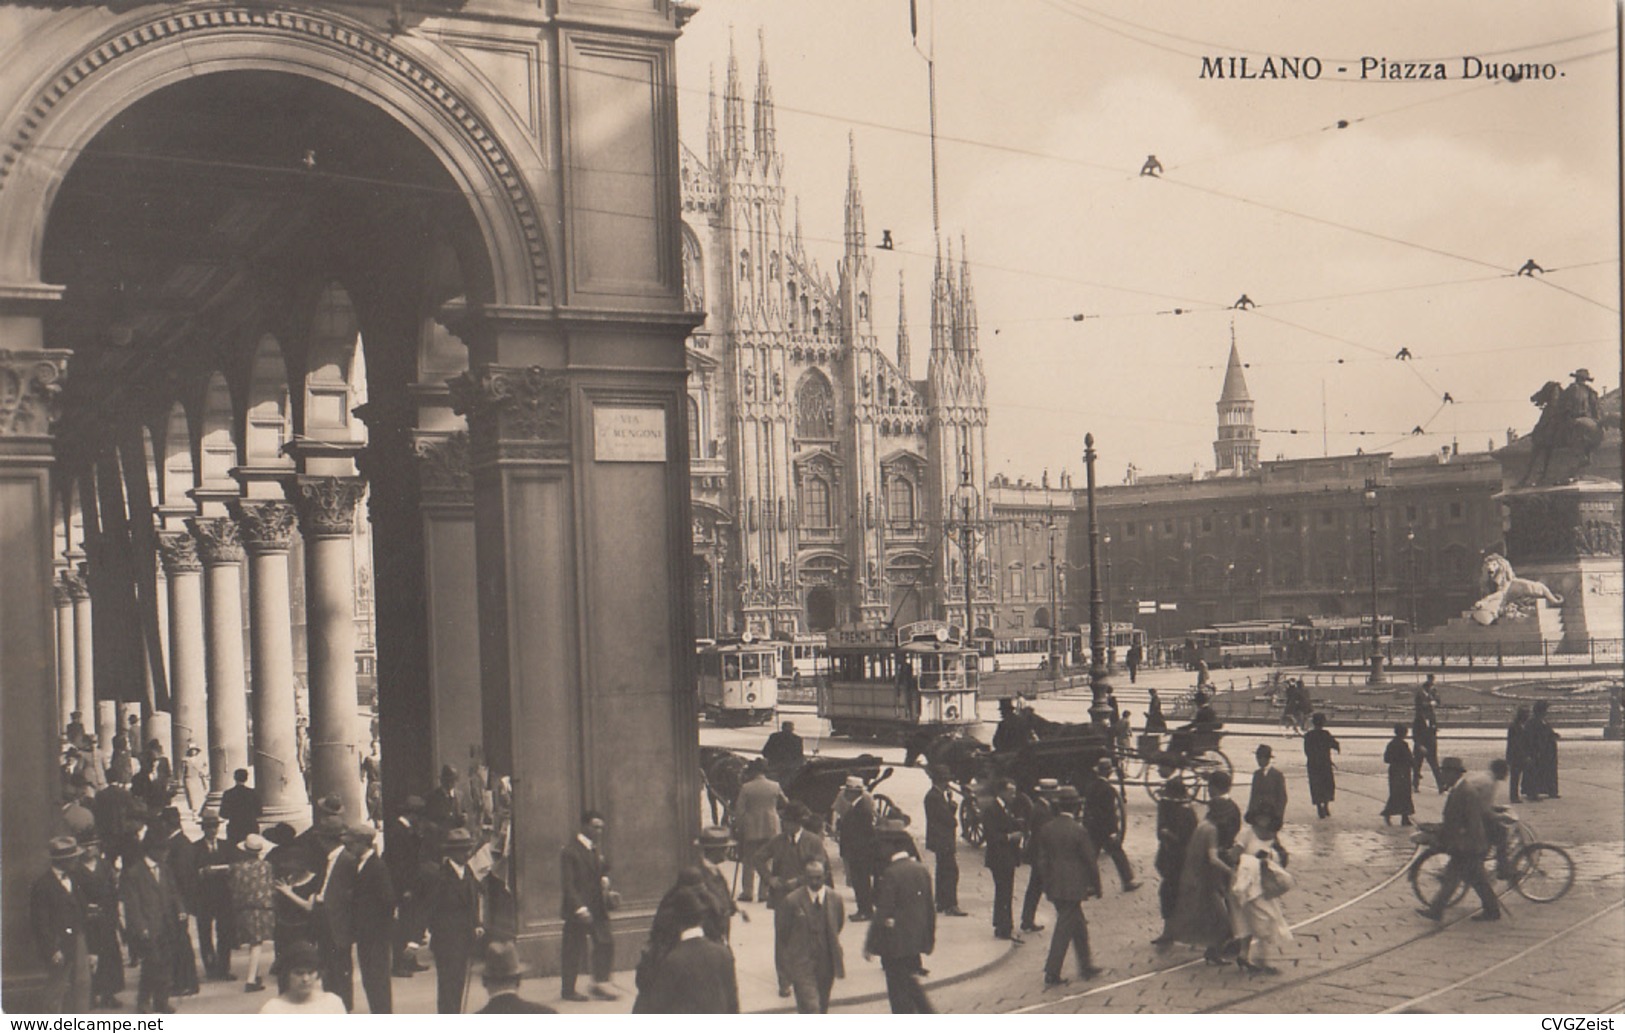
[{"x1": 593, "y1": 405, "x2": 667, "y2": 462}]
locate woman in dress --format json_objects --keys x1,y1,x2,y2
[
  {"x1": 1231, "y1": 817, "x2": 1293, "y2": 975},
  {"x1": 271, "y1": 855, "x2": 319, "y2": 962},
  {"x1": 1381, "y1": 723, "x2": 1414, "y2": 825},
  {"x1": 229, "y1": 834, "x2": 276, "y2": 993},
  {"x1": 1301, "y1": 713, "x2": 1341, "y2": 819},
  {"x1": 1144, "y1": 690, "x2": 1169, "y2": 734},
  {"x1": 1169, "y1": 776, "x2": 1237, "y2": 965}
]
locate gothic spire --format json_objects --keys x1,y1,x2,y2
[
  {"x1": 843, "y1": 132, "x2": 866, "y2": 254},
  {"x1": 957, "y1": 232, "x2": 978, "y2": 355},
  {"x1": 897, "y1": 271, "x2": 911, "y2": 376},
  {"x1": 1220, "y1": 326, "x2": 1251, "y2": 402},
  {"x1": 706, "y1": 64, "x2": 720, "y2": 170},
  {"x1": 753, "y1": 29, "x2": 777, "y2": 165},
  {"x1": 930, "y1": 236, "x2": 951, "y2": 358},
  {"x1": 723, "y1": 31, "x2": 747, "y2": 164}
]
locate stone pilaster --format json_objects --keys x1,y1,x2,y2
[
  {"x1": 65, "y1": 566, "x2": 95, "y2": 749},
  {"x1": 186, "y1": 516, "x2": 247, "y2": 808},
  {"x1": 230, "y1": 500, "x2": 308, "y2": 827},
  {"x1": 286, "y1": 475, "x2": 367, "y2": 822},
  {"x1": 53, "y1": 576, "x2": 75, "y2": 734}
]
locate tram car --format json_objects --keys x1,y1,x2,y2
[
  {"x1": 773, "y1": 632, "x2": 828, "y2": 684},
  {"x1": 696, "y1": 635, "x2": 780, "y2": 726},
  {"x1": 819, "y1": 620, "x2": 981, "y2": 742}
]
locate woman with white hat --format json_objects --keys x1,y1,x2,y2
[{"x1": 229, "y1": 833, "x2": 275, "y2": 992}]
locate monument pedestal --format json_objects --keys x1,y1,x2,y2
[{"x1": 1491, "y1": 482, "x2": 1623, "y2": 654}]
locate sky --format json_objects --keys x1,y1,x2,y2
[{"x1": 671, "y1": 0, "x2": 1621, "y2": 484}]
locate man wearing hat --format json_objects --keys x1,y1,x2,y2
[
  {"x1": 775, "y1": 860, "x2": 844, "y2": 1012},
  {"x1": 1563, "y1": 367, "x2": 1602, "y2": 427},
  {"x1": 193, "y1": 813, "x2": 237, "y2": 981},
  {"x1": 1418, "y1": 757, "x2": 1507, "y2": 923},
  {"x1": 1245, "y1": 744, "x2": 1289, "y2": 837},
  {"x1": 1033, "y1": 786, "x2": 1103, "y2": 986},
  {"x1": 762, "y1": 720, "x2": 806, "y2": 781},
  {"x1": 696, "y1": 826, "x2": 745, "y2": 942},
  {"x1": 425, "y1": 825, "x2": 484, "y2": 1011},
  {"x1": 865, "y1": 821, "x2": 936, "y2": 1013},
  {"x1": 33, "y1": 836, "x2": 91, "y2": 1012},
  {"x1": 923, "y1": 766, "x2": 967, "y2": 917},
  {"x1": 982, "y1": 779, "x2": 1025, "y2": 942},
  {"x1": 60, "y1": 775, "x2": 97, "y2": 841},
  {"x1": 753, "y1": 802, "x2": 828, "y2": 912},
  {"x1": 121, "y1": 834, "x2": 187, "y2": 1013},
  {"x1": 1150, "y1": 778, "x2": 1197, "y2": 948},
  {"x1": 640, "y1": 888, "x2": 740, "y2": 1013},
  {"x1": 389, "y1": 794, "x2": 430, "y2": 976},
  {"x1": 732, "y1": 762, "x2": 786, "y2": 903},
  {"x1": 76, "y1": 834, "x2": 124, "y2": 1008},
  {"x1": 344, "y1": 823, "x2": 397, "y2": 1013},
  {"x1": 477, "y1": 941, "x2": 555, "y2": 1013},
  {"x1": 834, "y1": 776, "x2": 880, "y2": 921},
  {"x1": 303, "y1": 813, "x2": 355, "y2": 1008},
  {"x1": 427, "y1": 764, "x2": 466, "y2": 841},
  {"x1": 1019, "y1": 779, "x2": 1060, "y2": 933},
  {"x1": 1084, "y1": 760, "x2": 1141, "y2": 893}
]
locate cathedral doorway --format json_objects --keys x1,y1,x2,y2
[{"x1": 806, "y1": 587, "x2": 839, "y2": 631}]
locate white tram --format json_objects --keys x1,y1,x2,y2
[
  {"x1": 819, "y1": 620, "x2": 980, "y2": 741},
  {"x1": 697, "y1": 635, "x2": 780, "y2": 726}
]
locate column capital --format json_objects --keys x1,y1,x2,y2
[
  {"x1": 185, "y1": 516, "x2": 244, "y2": 566},
  {"x1": 229, "y1": 500, "x2": 299, "y2": 554},
  {"x1": 414, "y1": 430, "x2": 473, "y2": 503},
  {"x1": 0, "y1": 349, "x2": 69, "y2": 437},
  {"x1": 155, "y1": 531, "x2": 204, "y2": 575},
  {"x1": 285, "y1": 475, "x2": 366, "y2": 538},
  {"x1": 448, "y1": 364, "x2": 570, "y2": 464},
  {"x1": 62, "y1": 569, "x2": 89, "y2": 601},
  {"x1": 53, "y1": 575, "x2": 74, "y2": 607}
]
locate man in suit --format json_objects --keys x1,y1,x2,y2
[
  {"x1": 834, "y1": 777, "x2": 879, "y2": 921},
  {"x1": 1150, "y1": 778, "x2": 1198, "y2": 947},
  {"x1": 761, "y1": 721, "x2": 805, "y2": 781},
  {"x1": 192, "y1": 814, "x2": 237, "y2": 980},
  {"x1": 753, "y1": 803, "x2": 828, "y2": 910},
  {"x1": 1417, "y1": 757, "x2": 1506, "y2": 922},
  {"x1": 731, "y1": 762, "x2": 785, "y2": 903},
  {"x1": 774, "y1": 860, "x2": 844, "y2": 1013},
  {"x1": 76, "y1": 835, "x2": 124, "y2": 1008},
  {"x1": 1019, "y1": 779, "x2": 1059, "y2": 933},
  {"x1": 33, "y1": 836, "x2": 91, "y2": 1013},
  {"x1": 306, "y1": 814, "x2": 355, "y2": 1009},
  {"x1": 1083, "y1": 759, "x2": 1141, "y2": 892},
  {"x1": 343, "y1": 824, "x2": 396, "y2": 1013},
  {"x1": 1245, "y1": 744, "x2": 1289, "y2": 836},
  {"x1": 559, "y1": 810, "x2": 617, "y2": 1002},
  {"x1": 426, "y1": 765, "x2": 466, "y2": 843},
  {"x1": 476, "y1": 940, "x2": 555, "y2": 1013},
  {"x1": 157, "y1": 810, "x2": 201, "y2": 998},
  {"x1": 219, "y1": 769, "x2": 260, "y2": 847},
  {"x1": 982, "y1": 779, "x2": 1024, "y2": 942},
  {"x1": 1034, "y1": 786, "x2": 1103, "y2": 986},
  {"x1": 923, "y1": 766, "x2": 966, "y2": 916},
  {"x1": 639, "y1": 888, "x2": 740, "y2": 1013},
  {"x1": 864, "y1": 823, "x2": 936, "y2": 1013},
  {"x1": 121, "y1": 835, "x2": 187, "y2": 1013},
  {"x1": 695, "y1": 826, "x2": 743, "y2": 943},
  {"x1": 388, "y1": 794, "x2": 429, "y2": 976},
  {"x1": 425, "y1": 826, "x2": 483, "y2": 1013}
]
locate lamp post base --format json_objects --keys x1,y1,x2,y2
[{"x1": 1367, "y1": 653, "x2": 1387, "y2": 685}]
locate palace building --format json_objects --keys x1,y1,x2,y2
[{"x1": 681, "y1": 37, "x2": 992, "y2": 637}]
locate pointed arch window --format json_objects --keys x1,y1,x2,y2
[
  {"x1": 794, "y1": 370, "x2": 836, "y2": 439},
  {"x1": 687, "y1": 395, "x2": 702, "y2": 459}
]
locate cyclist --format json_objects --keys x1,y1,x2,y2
[{"x1": 1416, "y1": 757, "x2": 1509, "y2": 923}]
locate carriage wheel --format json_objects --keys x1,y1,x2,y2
[
  {"x1": 960, "y1": 795, "x2": 985, "y2": 847},
  {"x1": 873, "y1": 794, "x2": 899, "y2": 822}
]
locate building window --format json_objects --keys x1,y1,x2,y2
[
  {"x1": 1125, "y1": 522, "x2": 1138, "y2": 538},
  {"x1": 1448, "y1": 501, "x2": 1464, "y2": 521},
  {"x1": 1280, "y1": 512, "x2": 1295, "y2": 529},
  {"x1": 794, "y1": 370, "x2": 836, "y2": 439},
  {"x1": 1162, "y1": 519, "x2": 1175, "y2": 536},
  {"x1": 802, "y1": 477, "x2": 831, "y2": 528},
  {"x1": 887, "y1": 476, "x2": 915, "y2": 525},
  {"x1": 1200, "y1": 516, "x2": 1214, "y2": 534},
  {"x1": 1320, "y1": 511, "x2": 1336, "y2": 527},
  {"x1": 1009, "y1": 567, "x2": 1024, "y2": 598},
  {"x1": 1405, "y1": 504, "x2": 1418, "y2": 524},
  {"x1": 687, "y1": 396, "x2": 701, "y2": 459},
  {"x1": 1239, "y1": 513, "x2": 1252, "y2": 530}
]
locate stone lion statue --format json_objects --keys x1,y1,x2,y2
[{"x1": 1469, "y1": 553, "x2": 1564, "y2": 625}]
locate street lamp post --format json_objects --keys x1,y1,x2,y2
[
  {"x1": 1083, "y1": 434, "x2": 1114, "y2": 728},
  {"x1": 1406, "y1": 527, "x2": 1418, "y2": 631},
  {"x1": 1103, "y1": 533, "x2": 1114, "y2": 672},
  {"x1": 1048, "y1": 506, "x2": 1061, "y2": 676},
  {"x1": 1364, "y1": 477, "x2": 1386, "y2": 685}
]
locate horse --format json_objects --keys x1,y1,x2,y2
[{"x1": 1520, "y1": 381, "x2": 1605, "y2": 486}]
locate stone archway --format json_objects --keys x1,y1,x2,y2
[{"x1": 806, "y1": 586, "x2": 839, "y2": 632}]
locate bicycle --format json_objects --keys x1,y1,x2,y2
[{"x1": 1408, "y1": 809, "x2": 1575, "y2": 906}]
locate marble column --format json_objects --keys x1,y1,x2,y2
[
  {"x1": 145, "y1": 567, "x2": 172, "y2": 761},
  {"x1": 286, "y1": 475, "x2": 367, "y2": 822},
  {"x1": 157, "y1": 531, "x2": 209, "y2": 812},
  {"x1": 67, "y1": 566, "x2": 95, "y2": 747},
  {"x1": 54, "y1": 576, "x2": 76, "y2": 734},
  {"x1": 0, "y1": 345, "x2": 70, "y2": 1002},
  {"x1": 230, "y1": 500, "x2": 307, "y2": 827},
  {"x1": 187, "y1": 516, "x2": 248, "y2": 809}
]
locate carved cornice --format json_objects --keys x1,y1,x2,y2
[
  {"x1": 0, "y1": 7, "x2": 550, "y2": 303},
  {"x1": 449, "y1": 365, "x2": 570, "y2": 465},
  {"x1": 0, "y1": 350, "x2": 69, "y2": 437},
  {"x1": 286, "y1": 476, "x2": 367, "y2": 539},
  {"x1": 155, "y1": 531, "x2": 203, "y2": 576},
  {"x1": 186, "y1": 517, "x2": 244, "y2": 566},
  {"x1": 229, "y1": 500, "x2": 299, "y2": 554}
]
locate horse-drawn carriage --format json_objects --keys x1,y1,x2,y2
[{"x1": 698, "y1": 746, "x2": 903, "y2": 836}]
